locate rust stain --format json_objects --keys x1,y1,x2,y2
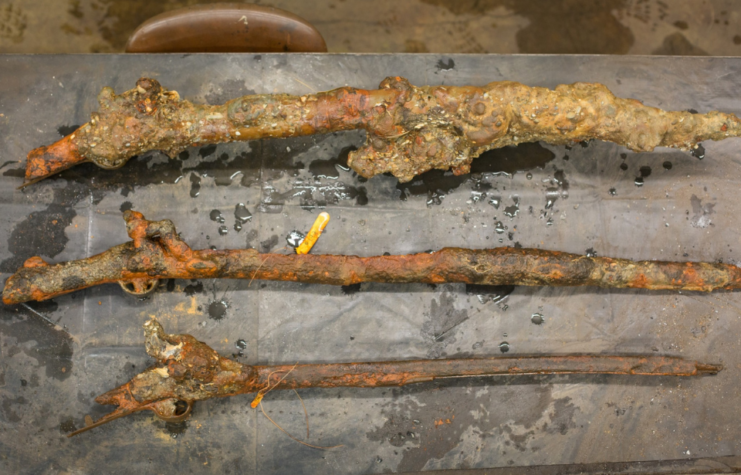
[
  {"x1": 434, "y1": 417, "x2": 454, "y2": 427},
  {"x1": 173, "y1": 295, "x2": 200, "y2": 315}
]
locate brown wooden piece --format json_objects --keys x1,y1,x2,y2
[{"x1": 125, "y1": 3, "x2": 327, "y2": 53}]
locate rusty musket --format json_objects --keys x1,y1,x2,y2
[
  {"x1": 5, "y1": 210, "x2": 741, "y2": 304},
  {"x1": 67, "y1": 318, "x2": 721, "y2": 437},
  {"x1": 25, "y1": 76, "x2": 741, "y2": 183}
]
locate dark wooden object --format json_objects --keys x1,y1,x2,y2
[{"x1": 125, "y1": 3, "x2": 327, "y2": 53}]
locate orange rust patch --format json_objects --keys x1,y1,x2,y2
[{"x1": 629, "y1": 274, "x2": 649, "y2": 288}]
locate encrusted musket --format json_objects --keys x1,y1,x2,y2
[
  {"x1": 4, "y1": 210, "x2": 741, "y2": 304},
  {"x1": 25, "y1": 75, "x2": 741, "y2": 184},
  {"x1": 67, "y1": 318, "x2": 721, "y2": 437}
]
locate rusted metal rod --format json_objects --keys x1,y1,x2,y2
[
  {"x1": 4, "y1": 210, "x2": 741, "y2": 304},
  {"x1": 67, "y1": 318, "x2": 721, "y2": 437},
  {"x1": 25, "y1": 76, "x2": 741, "y2": 183}
]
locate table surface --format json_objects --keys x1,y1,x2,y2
[{"x1": 1, "y1": 53, "x2": 741, "y2": 475}]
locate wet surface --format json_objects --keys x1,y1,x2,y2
[
  {"x1": 397, "y1": 143, "x2": 555, "y2": 207},
  {"x1": 690, "y1": 194, "x2": 715, "y2": 228},
  {"x1": 465, "y1": 284, "x2": 515, "y2": 305},
  {"x1": 0, "y1": 303, "x2": 73, "y2": 380},
  {"x1": 1, "y1": 54, "x2": 741, "y2": 474},
  {"x1": 0, "y1": 200, "x2": 77, "y2": 273},
  {"x1": 307, "y1": 145, "x2": 355, "y2": 180},
  {"x1": 183, "y1": 281, "x2": 204, "y2": 296},
  {"x1": 163, "y1": 421, "x2": 188, "y2": 438},
  {"x1": 341, "y1": 283, "x2": 362, "y2": 295}
]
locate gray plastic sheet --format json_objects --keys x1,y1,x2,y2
[{"x1": 1, "y1": 54, "x2": 741, "y2": 474}]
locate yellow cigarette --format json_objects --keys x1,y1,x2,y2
[
  {"x1": 295, "y1": 212, "x2": 330, "y2": 255},
  {"x1": 250, "y1": 393, "x2": 264, "y2": 408}
]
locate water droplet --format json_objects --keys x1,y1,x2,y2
[
  {"x1": 608, "y1": 187, "x2": 617, "y2": 196},
  {"x1": 526, "y1": 172, "x2": 533, "y2": 180},
  {"x1": 663, "y1": 161, "x2": 673, "y2": 170},
  {"x1": 210, "y1": 209, "x2": 225, "y2": 223},
  {"x1": 488, "y1": 196, "x2": 501, "y2": 209},
  {"x1": 466, "y1": 284, "x2": 515, "y2": 304},
  {"x1": 208, "y1": 300, "x2": 228, "y2": 320},
  {"x1": 503, "y1": 197, "x2": 520, "y2": 218},
  {"x1": 634, "y1": 167, "x2": 652, "y2": 185},
  {"x1": 545, "y1": 192, "x2": 558, "y2": 210},
  {"x1": 690, "y1": 143, "x2": 705, "y2": 160},
  {"x1": 234, "y1": 203, "x2": 252, "y2": 223},
  {"x1": 554, "y1": 169, "x2": 566, "y2": 184},
  {"x1": 531, "y1": 313, "x2": 544, "y2": 325},
  {"x1": 376, "y1": 456, "x2": 383, "y2": 463},
  {"x1": 218, "y1": 225, "x2": 228, "y2": 236},
  {"x1": 499, "y1": 342, "x2": 510, "y2": 353},
  {"x1": 286, "y1": 230, "x2": 306, "y2": 248},
  {"x1": 236, "y1": 339, "x2": 248, "y2": 350},
  {"x1": 495, "y1": 221, "x2": 506, "y2": 234},
  {"x1": 426, "y1": 192, "x2": 445, "y2": 207},
  {"x1": 585, "y1": 248, "x2": 597, "y2": 257},
  {"x1": 470, "y1": 191, "x2": 486, "y2": 203},
  {"x1": 620, "y1": 163, "x2": 628, "y2": 171},
  {"x1": 189, "y1": 173, "x2": 201, "y2": 198},
  {"x1": 546, "y1": 217, "x2": 553, "y2": 226}
]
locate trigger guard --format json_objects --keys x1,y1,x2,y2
[
  {"x1": 148, "y1": 399, "x2": 193, "y2": 422},
  {"x1": 118, "y1": 278, "x2": 160, "y2": 297}
]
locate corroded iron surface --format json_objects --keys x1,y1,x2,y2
[
  {"x1": 25, "y1": 76, "x2": 741, "y2": 183},
  {"x1": 4, "y1": 210, "x2": 741, "y2": 304},
  {"x1": 67, "y1": 318, "x2": 721, "y2": 437}
]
